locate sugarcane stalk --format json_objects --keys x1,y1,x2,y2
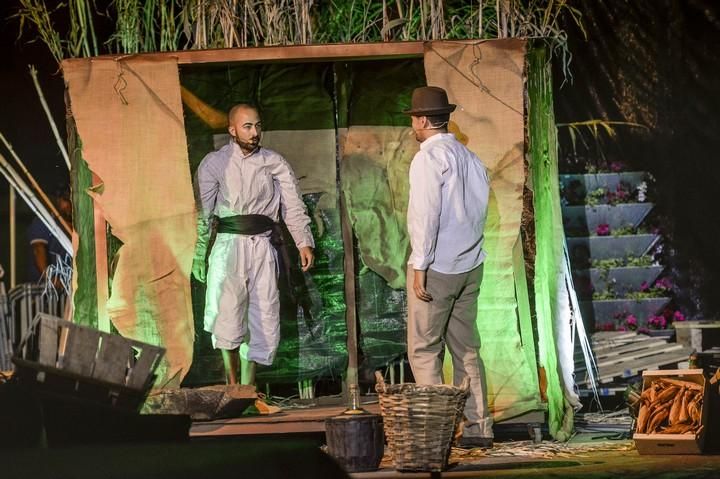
[
  {"x1": 29, "y1": 65, "x2": 70, "y2": 170},
  {"x1": 0, "y1": 131, "x2": 72, "y2": 236},
  {"x1": 0, "y1": 152, "x2": 72, "y2": 254}
]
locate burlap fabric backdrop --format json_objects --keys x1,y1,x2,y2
[{"x1": 63, "y1": 57, "x2": 195, "y2": 387}]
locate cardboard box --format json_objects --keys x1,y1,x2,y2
[{"x1": 633, "y1": 369, "x2": 709, "y2": 454}]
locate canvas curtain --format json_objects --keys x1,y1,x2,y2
[
  {"x1": 63, "y1": 57, "x2": 196, "y2": 388},
  {"x1": 424, "y1": 39, "x2": 544, "y2": 421}
]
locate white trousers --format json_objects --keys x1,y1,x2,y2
[{"x1": 204, "y1": 233, "x2": 280, "y2": 366}]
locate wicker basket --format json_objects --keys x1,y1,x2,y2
[{"x1": 374, "y1": 371, "x2": 470, "y2": 472}]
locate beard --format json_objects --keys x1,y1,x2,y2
[{"x1": 234, "y1": 135, "x2": 260, "y2": 153}]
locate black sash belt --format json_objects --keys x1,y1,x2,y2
[
  {"x1": 215, "y1": 214, "x2": 296, "y2": 300},
  {"x1": 216, "y1": 214, "x2": 275, "y2": 236}
]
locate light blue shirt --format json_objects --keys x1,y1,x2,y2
[{"x1": 407, "y1": 133, "x2": 490, "y2": 274}]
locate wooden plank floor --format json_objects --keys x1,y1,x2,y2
[
  {"x1": 190, "y1": 402, "x2": 545, "y2": 437},
  {"x1": 190, "y1": 402, "x2": 382, "y2": 436}
]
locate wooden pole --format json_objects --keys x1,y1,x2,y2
[
  {"x1": 333, "y1": 62, "x2": 359, "y2": 400},
  {"x1": 29, "y1": 65, "x2": 71, "y2": 170},
  {"x1": 340, "y1": 191, "x2": 358, "y2": 390},
  {"x1": 9, "y1": 188, "x2": 16, "y2": 288},
  {"x1": 0, "y1": 132, "x2": 72, "y2": 237},
  {"x1": 0, "y1": 152, "x2": 72, "y2": 254}
]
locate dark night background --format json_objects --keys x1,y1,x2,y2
[
  {"x1": 1, "y1": 1, "x2": 719, "y2": 319},
  {"x1": 0, "y1": 0, "x2": 69, "y2": 283},
  {"x1": 553, "y1": 0, "x2": 720, "y2": 319}
]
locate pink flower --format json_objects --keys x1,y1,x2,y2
[
  {"x1": 640, "y1": 281, "x2": 649, "y2": 292},
  {"x1": 626, "y1": 315, "x2": 638, "y2": 327},
  {"x1": 596, "y1": 223, "x2": 611, "y2": 236},
  {"x1": 648, "y1": 315, "x2": 667, "y2": 330},
  {"x1": 610, "y1": 161, "x2": 624, "y2": 172},
  {"x1": 673, "y1": 311, "x2": 686, "y2": 322}
]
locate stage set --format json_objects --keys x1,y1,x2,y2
[{"x1": 2, "y1": 16, "x2": 719, "y2": 478}]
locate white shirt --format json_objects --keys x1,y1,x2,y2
[
  {"x1": 194, "y1": 141, "x2": 314, "y2": 259},
  {"x1": 407, "y1": 133, "x2": 490, "y2": 273}
]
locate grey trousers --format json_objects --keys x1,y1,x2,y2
[{"x1": 406, "y1": 263, "x2": 493, "y2": 438}]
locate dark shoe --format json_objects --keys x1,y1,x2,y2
[{"x1": 457, "y1": 436, "x2": 493, "y2": 449}]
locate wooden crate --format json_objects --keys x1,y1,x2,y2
[
  {"x1": 633, "y1": 369, "x2": 709, "y2": 455},
  {"x1": 575, "y1": 332, "x2": 693, "y2": 386},
  {"x1": 674, "y1": 320, "x2": 720, "y2": 352},
  {"x1": 12, "y1": 313, "x2": 165, "y2": 411}
]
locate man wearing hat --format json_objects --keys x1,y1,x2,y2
[{"x1": 404, "y1": 86, "x2": 493, "y2": 448}]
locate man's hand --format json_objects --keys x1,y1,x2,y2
[
  {"x1": 192, "y1": 258, "x2": 207, "y2": 283},
  {"x1": 413, "y1": 269, "x2": 433, "y2": 302},
  {"x1": 299, "y1": 246, "x2": 315, "y2": 272}
]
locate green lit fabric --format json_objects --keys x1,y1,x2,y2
[
  {"x1": 68, "y1": 128, "x2": 98, "y2": 329},
  {"x1": 339, "y1": 59, "x2": 426, "y2": 368},
  {"x1": 527, "y1": 45, "x2": 573, "y2": 440}
]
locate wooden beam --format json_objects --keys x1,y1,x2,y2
[{"x1": 62, "y1": 41, "x2": 425, "y2": 67}]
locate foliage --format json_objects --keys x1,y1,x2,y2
[
  {"x1": 14, "y1": 0, "x2": 584, "y2": 62},
  {"x1": 14, "y1": 0, "x2": 65, "y2": 63},
  {"x1": 556, "y1": 120, "x2": 648, "y2": 163},
  {"x1": 608, "y1": 308, "x2": 685, "y2": 333},
  {"x1": 560, "y1": 176, "x2": 648, "y2": 207},
  {"x1": 591, "y1": 255, "x2": 654, "y2": 269}
]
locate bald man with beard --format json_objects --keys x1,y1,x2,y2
[{"x1": 192, "y1": 104, "x2": 315, "y2": 385}]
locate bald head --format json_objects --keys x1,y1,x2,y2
[
  {"x1": 227, "y1": 103, "x2": 262, "y2": 155},
  {"x1": 228, "y1": 103, "x2": 259, "y2": 124}
]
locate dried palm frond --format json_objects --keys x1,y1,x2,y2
[
  {"x1": 15, "y1": 0, "x2": 64, "y2": 63},
  {"x1": 556, "y1": 120, "x2": 648, "y2": 157},
  {"x1": 181, "y1": 0, "x2": 241, "y2": 50}
]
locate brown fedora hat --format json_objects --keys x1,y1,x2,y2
[{"x1": 403, "y1": 86, "x2": 456, "y2": 115}]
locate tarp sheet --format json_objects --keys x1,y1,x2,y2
[
  {"x1": 338, "y1": 59, "x2": 425, "y2": 368},
  {"x1": 180, "y1": 63, "x2": 347, "y2": 384}
]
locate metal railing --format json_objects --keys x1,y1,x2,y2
[{"x1": 0, "y1": 282, "x2": 68, "y2": 371}]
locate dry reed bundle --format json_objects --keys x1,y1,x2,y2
[{"x1": 15, "y1": 0, "x2": 583, "y2": 63}]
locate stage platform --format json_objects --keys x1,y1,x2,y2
[{"x1": 190, "y1": 397, "x2": 545, "y2": 440}]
